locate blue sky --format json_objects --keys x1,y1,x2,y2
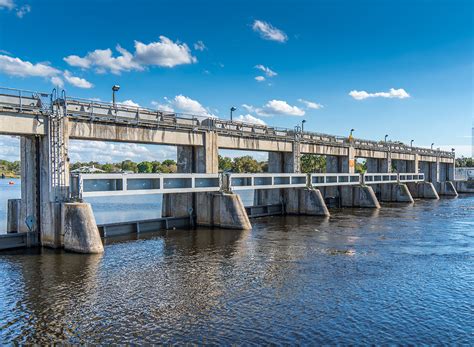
[{"x1": 0, "y1": 0, "x2": 473, "y2": 162}]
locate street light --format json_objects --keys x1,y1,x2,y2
[
  {"x1": 350, "y1": 129, "x2": 355, "y2": 136},
  {"x1": 431, "y1": 143, "x2": 434, "y2": 150},
  {"x1": 301, "y1": 120, "x2": 306, "y2": 132},
  {"x1": 384, "y1": 134, "x2": 389, "y2": 142},
  {"x1": 112, "y1": 85, "x2": 120, "y2": 107},
  {"x1": 410, "y1": 139, "x2": 414, "y2": 147},
  {"x1": 230, "y1": 106, "x2": 237, "y2": 122}
]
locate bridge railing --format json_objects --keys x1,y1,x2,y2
[
  {"x1": 0, "y1": 87, "x2": 51, "y2": 114},
  {"x1": 71, "y1": 172, "x2": 425, "y2": 199},
  {"x1": 71, "y1": 173, "x2": 221, "y2": 198}
]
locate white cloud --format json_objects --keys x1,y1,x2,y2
[
  {"x1": 64, "y1": 36, "x2": 197, "y2": 74},
  {"x1": 260, "y1": 99, "x2": 305, "y2": 116},
  {"x1": 0, "y1": 135, "x2": 19, "y2": 161},
  {"x1": 194, "y1": 40, "x2": 206, "y2": 51},
  {"x1": 134, "y1": 36, "x2": 197, "y2": 67},
  {"x1": 0, "y1": 0, "x2": 15, "y2": 9},
  {"x1": 252, "y1": 20, "x2": 288, "y2": 43},
  {"x1": 242, "y1": 100, "x2": 305, "y2": 117},
  {"x1": 255, "y1": 64, "x2": 277, "y2": 77},
  {"x1": 64, "y1": 71, "x2": 93, "y2": 89},
  {"x1": 51, "y1": 76, "x2": 64, "y2": 88},
  {"x1": 64, "y1": 45, "x2": 141, "y2": 74},
  {"x1": 118, "y1": 99, "x2": 140, "y2": 107},
  {"x1": 236, "y1": 114, "x2": 266, "y2": 125},
  {"x1": 255, "y1": 76, "x2": 265, "y2": 82},
  {"x1": 15, "y1": 4, "x2": 30, "y2": 17},
  {"x1": 151, "y1": 100, "x2": 174, "y2": 112},
  {"x1": 69, "y1": 140, "x2": 176, "y2": 163},
  {"x1": 298, "y1": 98, "x2": 323, "y2": 109},
  {"x1": 0, "y1": 55, "x2": 60, "y2": 77},
  {"x1": 349, "y1": 88, "x2": 410, "y2": 100},
  {"x1": 171, "y1": 94, "x2": 216, "y2": 118}
]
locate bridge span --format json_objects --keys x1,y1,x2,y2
[{"x1": 0, "y1": 86, "x2": 467, "y2": 253}]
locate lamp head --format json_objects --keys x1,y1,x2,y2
[{"x1": 112, "y1": 85, "x2": 120, "y2": 92}]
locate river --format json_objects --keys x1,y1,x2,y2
[{"x1": 0, "y1": 188, "x2": 472, "y2": 344}]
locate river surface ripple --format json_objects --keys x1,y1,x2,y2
[{"x1": 0, "y1": 195, "x2": 473, "y2": 344}]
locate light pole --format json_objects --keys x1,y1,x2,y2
[
  {"x1": 350, "y1": 129, "x2": 355, "y2": 136},
  {"x1": 112, "y1": 85, "x2": 120, "y2": 107},
  {"x1": 301, "y1": 120, "x2": 306, "y2": 132},
  {"x1": 431, "y1": 143, "x2": 434, "y2": 150},
  {"x1": 384, "y1": 134, "x2": 389, "y2": 142},
  {"x1": 230, "y1": 106, "x2": 237, "y2": 122},
  {"x1": 410, "y1": 139, "x2": 414, "y2": 147}
]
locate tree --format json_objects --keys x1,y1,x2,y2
[
  {"x1": 456, "y1": 157, "x2": 474, "y2": 167},
  {"x1": 232, "y1": 156, "x2": 263, "y2": 173},
  {"x1": 218, "y1": 155, "x2": 233, "y2": 172},
  {"x1": 121, "y1": 160, "x2": 137, "y2": 173},
  {"x1": 301, "y1": 154, "x2": 326, "y2": 173},
  {"x1": 102, "y1": 163, "x2": 115, "y2": 172},
  {"x1": 137, "y1": 161, "x2": 153, "y2": 173}
]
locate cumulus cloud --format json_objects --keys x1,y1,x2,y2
[
  {"x1": 349, "y1": 88, "x2": 410, "y2": 100},
  {"x1": 252, "y1": 20, "x2": 288, "y2": 42},
  {"x1": 0, "y1": 135, "x2": 19, "y2": 161},
  {"x1": 69, "y1": 140, "x2": 176, "y2": 163},
  {"x1": 255, "y1": 64, "x2": 277, "y2": 77},
  {"x1": 0, "y1": 0, "x2": 15, "y2": 9},
  {"x1": 171, "y1": 94, "x2": 216, "y2": 118},
  {"x1": 118, "y1": 100, "x2": 140, "y2": 107},
  {"x1": 236, "y1": 114, "x2": 266, "y2": 125},
  {"x1": 298, "y1": 98, "x2": 323, "y2": 109},
  {"x1": 193, "y1": 40, "x2": 206, "y2": 51},
  {"x1": 0, "y1": 54, "x2": 94, "y2": 89},
  {"x1": 64, "y1": 70, "x2": 93, "y2": 89},
  {"x1": 255, "y1": 76, "x2": 265, "y2": 82},
  {"x1": 51, "y1": 76, "x2": 64, "y2": 88},
  {"x1": 242, "y1": 100, "x2": 305, "y2": 117},
  {"x1": 0, "y1": 54, "x2": 59, "y2": 77},
  {"x1": 260, "y1": 100, "x2": 305, "y2": 116},
  {"x1": 151, "y1": 100, "x2": 174, "y2": 112},
  {"x1": 15, "y1": 4, "x2": 30, "y2": 17},
  {"x1": 64, "y1": 36, "x2": 196, "y2": 74},
  {"x1": 0, "y1": 0, "x2": 31, "y2": 18}
]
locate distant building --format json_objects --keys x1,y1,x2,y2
[{"x1": 70, "y1": 165, "x2": 105, "y2": 174}]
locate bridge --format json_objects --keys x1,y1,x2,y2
[{"x1": 0, "y1": 86, "x2": 469, "y2": 253}]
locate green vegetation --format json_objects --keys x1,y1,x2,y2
[
  {"x1": 456, "y1": 157, "x2": 474, "y2": 167},
  {"x1": 70, "y1": 160, "x2": 178, "y2": 173},
  {"x1": 218, "y1": 155, "x2": 266, "y2": 173},
  {"x1": 300, "y1": 154, "x2": 326, "y2": 173},
  {"x1": 0, "y1": 159, "x2": 20, "y2": 178}
]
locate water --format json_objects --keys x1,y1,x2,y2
[{"x1": 1, "y1": 195, "x2": 473, "y2": 344}]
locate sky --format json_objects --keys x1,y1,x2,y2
[{"x1": 0, "y1": 0, "x2": 473, "y2": 163}]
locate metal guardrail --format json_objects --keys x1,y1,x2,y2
[
  {"x1": 72, "y1": 172, "x2": 425, "y2": 198},
  {"x1": 0, "y1": 86, "x2": 455, "y2": 158},
  {"x1": 71, "y1": 173, "x2": 221, "y2": 198}
]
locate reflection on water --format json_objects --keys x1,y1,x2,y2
[{"x1": 1, "y1": 196, "x2": 473, "y2": 344}]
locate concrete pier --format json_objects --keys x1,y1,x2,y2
[
  {"x1": 454, "y1": 180, "x2": 474, "y2": 193},
  {"x1": 380, "y1": 183, "x2": 414, "y2": 203},
  {"x1": 345, "y1": 185, "x2": 381, "y2": 208},
  {"x1": 62, "y1": 202, "x2": 104, "y2": 254},
  {"x1": 406, "y1": 182, "x2": 440, "y2": 199},
  {"x1": 7, "y1": 199, "x2": 21, "y2": 233},
  {"x1": 196, "y1": 192, "x2": 251, "y2": 230},
  {"x1": 284, "y1": 188, "x2": 330, "y2": 216},
  {"x1": 436, "y1": 181, "x2": 458, "y2": 197}
]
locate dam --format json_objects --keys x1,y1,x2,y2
[{"x1": 0, "y1": 86, "x2": 470, "y2": 253}]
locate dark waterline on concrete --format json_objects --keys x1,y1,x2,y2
[{"x1": 1, "y1": 195, "x2": 473, "y2": 344}]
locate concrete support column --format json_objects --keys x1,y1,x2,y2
[
  {"x1": 284, "y1": 188, "x2": 330, "y2": 216},
  {"x1": 162, "y1": 131, "x2": 219, "y2": 219},
  {"x1": 7, "y1": 199, "x2": 21, "y2": 233},
  {"x1": 19, "y1": 136, "x2": 39, "y2": 233},
  {"x1": 406, "y1": 154, "x2": 419, "y2": 173}
]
